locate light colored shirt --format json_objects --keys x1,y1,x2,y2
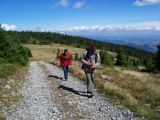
[{"x1": 80, "y1": 51, "x2": 101, "y2": 71}]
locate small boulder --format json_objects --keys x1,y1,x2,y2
[
  {"x1": 101, "y1": 75, "x2": 112, "y2": 80},
  {"x1": 5, "y1": 84, "x2": 11, "y2": 89},
  {"x1": 7, "y1": 79, "x2": 15, "y2": 85},
  {"x1": 156, "y1": 106, "x2": 160, "y2": 112}
]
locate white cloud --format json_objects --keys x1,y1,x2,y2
[
  {"x1": 1, "y1": 24, "x2": 17, "y2": 31},
  {"x1": 73, "y1": 1, "x2": 85, "y2": 9},
  {"x1": 134, "y1": 0, "x2": 160, "y2": 6},
  {"x1": 58, "y1": 0, "x2": 69, "y2": 7},
  {"x1": 60, "y1": 21, "x2": 160, "y2": 32},
  {"x1": 56, "y1": 0, "x2": 86, "y2": 9}
]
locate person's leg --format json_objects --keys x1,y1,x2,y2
[
  {"x1": 62, "y1": 66, "x2": 67, "y2": 80},
  {"x1": 85, "y1": 71, "x2": 95, "y2": 95},
  {"x1": 90, "y1": 72, "x2": 95, "y2": 95},
  {"x1": 66, "y1": 66, "x2": 69, "y2": 80}
]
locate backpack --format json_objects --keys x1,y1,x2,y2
[{"x1": 60, "y1": 52, "x2": 72, "y2": 66}]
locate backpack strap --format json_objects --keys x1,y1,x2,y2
[
  {"x1": 84, "y1": 49, "x2": 90, "y2": 60},
  {"x1": 95, "y1": 53, "x2": 98, "y2": 63},
  {"x1": 85, "y1": 50, "x2": 98, "y2": 63}
]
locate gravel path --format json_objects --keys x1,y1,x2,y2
[
  {"x1": 40, "y1": 61, "x2": 144, "y2": 120},
  {"x1": 6, "y1": 61, "x2": 145, "y2": 120},
  {"x1": 7, "y1": 62, "x2": 62, "y2": 120}
]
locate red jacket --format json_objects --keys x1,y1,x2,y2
[{"x1": 60, "y1": 52, "x2": 72, "y2": 67}]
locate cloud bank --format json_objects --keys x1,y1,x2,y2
[
  {"x1": 1, "y1": 24, "x2": 17, "y2": 31},
  {"x1": 134, "y1": 0, "x2": 160, "y2": 6},
  {"x1": 60, "y1": 22, "x2": 160, "y2": 33}
]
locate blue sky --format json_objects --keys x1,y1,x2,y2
[{"x1": 0, "y1": 0, "x2": 160, "y2": 31}]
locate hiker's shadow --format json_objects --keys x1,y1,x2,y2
[
  {"x1": 58, "y1": 85, "x2": 89, "y2": 97},
  {"x1": 48, "y1": 75, "x2": 63, "y2": 80}
]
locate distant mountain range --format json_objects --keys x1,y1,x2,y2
[
  {"x1": 89, "y1": 36, "x2": 160, "y2": 53},
  {"x1": 64, "y1": 30, "x2": 160, "y2": 53}
]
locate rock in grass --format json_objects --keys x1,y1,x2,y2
[
  {"x1": 101, "y1": 75, "x2": 112, "y2": 80},
  {"x1": 5, "y1": 84, "x2": 11, "y2": 89}
]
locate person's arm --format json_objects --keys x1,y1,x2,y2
[
  {"x1": 59, "y1": 54, "x2": 63, "y2": 67},
  {"x1": 94, "y1": 53, "x2": 101, "y2": 68}
]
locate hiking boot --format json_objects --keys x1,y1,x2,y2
[
  {"x1": 60, "y1": 78, "x2": 66, "y2": 81},
  {"x1": 62, "y1": 78, "x2": 68, "y2": 81},
  {"x1": 87, "y1": 91, "x2": 94, "y2": 98},
  {"x1": 88, "y1": 93, "x2": 94, "y2": 98}
]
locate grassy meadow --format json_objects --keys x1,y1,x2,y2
[{"x1": 24, "y1": 44, "x2": 160, "y2": 120}]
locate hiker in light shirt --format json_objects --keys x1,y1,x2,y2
[{"x1": 80, "y1": 45, "x2": 101, "y2": 97}]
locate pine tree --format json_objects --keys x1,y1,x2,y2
[
  {"x1": 0, "y1": 24, "x2": 2, "y2": 30},
  {"x1": 0, "y1": 31, "x2": 5, "y2": 63},
  {"x1": 100, "y1": 50, "x2": 114, "y2": 66},
  {"x1": 56, "y1": 49, "x2": 61, "y2": 59},
  {"x1": 74, "y1": 53, "x2": 79, "y2": 61},
  {"x1": 0, "y1": 24, "x2": 4, "y2": 31},
  {"x1": 156, "y1": 44, "x2": 160, "y2": 71},
  {"x1": 116, "y1": 48, "x2": 126, "y2": 66},
  {"x1": 0, "y1": 31, "x2": 29, "y2": 65},
  {"x1": 143, "y1": 57, "x2": 155, "y2": 71}
]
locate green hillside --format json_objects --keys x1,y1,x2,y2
[
  {"x1": 1, "y1": 30, "x2": 159, "y2": 71},
  {"x1": 3, "y1": 31, "x2": 155, "y2": 68}
]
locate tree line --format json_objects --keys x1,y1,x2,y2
[{"x1": 0, "y1": 29, "x2": 159, "y2": 71}]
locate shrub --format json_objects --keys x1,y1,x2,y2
[
  {"x1": 74, "y1": 53, "x2": 79, "y2": 61},
  {"x1": 23, "y1": 47, "x2": 32, "y2": 57},
  {"x1": 156, "y1": 44, "x2": 160, "y2": 71},
  {"x1": 56, "y1": 48, "x2": 61, "y2": 59},
  {"x1": 0, "y1": 31, "x2": 30, "y2": 66},
  {"x1": 100, "y1": 50, "x2": 114, "y2": 66},
  {"x1": 0, "y1": 64, "x2": 17, "y2": 78}
]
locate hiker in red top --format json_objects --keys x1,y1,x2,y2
[{"x1": 59, "y1": 49, "x2": 72, "y2": 81}]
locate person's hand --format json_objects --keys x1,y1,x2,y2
[
  {"x1": 90, "y1": 64, "x2": 95, "y2": 69},
  {"x1": 87, "y1": 63, "x2": 93, "y2": 66}
]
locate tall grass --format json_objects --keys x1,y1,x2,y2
[
  {"x1": 0, "y1": 64, "x2": 18, "y2": 78},
  {"x1": 99, "y1": 67, "x2": 160, "y2": 119}
]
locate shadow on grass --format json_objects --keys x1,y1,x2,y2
[{"x1": 58, "y1": 85, "x2": 90, "y2": 98}]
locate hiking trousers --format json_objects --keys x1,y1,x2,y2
[
  {"x1": 85, "y1": 71, "x2": 95, "y2": 94},
  {"x1": 62, "y1": 66, "x2": 69, "y2": 80}
]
